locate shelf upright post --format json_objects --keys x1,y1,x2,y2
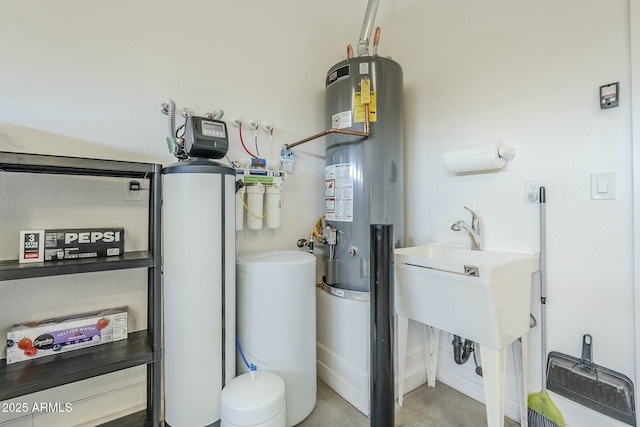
[{"x1": 148, "y1": 164, "x2": 162, "y2": 427}]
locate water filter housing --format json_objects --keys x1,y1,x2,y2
[
  {"x1": 246, "y1": 184, "x2": 265, "y2": 230},
  {"x1": 163, "y1": 158, "x2": 236, "y2": 427},
  {"x1": 324, "y1": 56, "x2": 404, "y2": 292},
  {"x1": 265, "y1": 185, "x2": 283, "y2": 229}
]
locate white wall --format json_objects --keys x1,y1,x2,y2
[
  {"x1": 379, "y1": 1, "x2": 634, "y2": 426},
  {"x1": 0, "y1": 1, "x2": 636, "y2": 426}
]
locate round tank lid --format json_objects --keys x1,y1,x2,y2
[
  {"x1": 221, "y1": 371, "x2": 286, "y2": 425},
  {"x1": 236, "y1": 250, "x2": 315, "y2": 273},
  {"x1": 162, "y1": 158, "x2": 235, "y2": 175}
]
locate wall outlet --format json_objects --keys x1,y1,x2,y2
[
  {"x1": 525, "y1": 180, "x2": 543, "y2": 204},
  {"x1": 124, "y1": 179, "x2": 143, "y2": 201}
]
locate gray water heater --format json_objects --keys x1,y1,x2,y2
[{"x1": 324, "y1": 56, "x2": 404, "y2": 292}]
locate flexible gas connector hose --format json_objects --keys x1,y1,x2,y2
[{"x1": 311, "y1": 215, "x2": 325, "y2": 243}]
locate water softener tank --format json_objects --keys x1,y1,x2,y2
[
  {"x1": 236, "y1": 250, "x2": 317, "y2": 426},
  {"x1": 163, "y1": 159, "x2": 236, "y2": 427},
  {"x1": 324, "y1": 56, "x2": 404, "y2": 292}
]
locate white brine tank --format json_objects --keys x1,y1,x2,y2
[{"x1": 236, "y1": 250, "x2": 317, "y2": 427}]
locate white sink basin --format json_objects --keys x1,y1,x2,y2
[{"x1": 394, "y1": 243, "x2": 539, "y2": 349}]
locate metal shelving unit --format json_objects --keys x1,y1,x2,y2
[{"x1": 0, "y1": 151, "x2": 162, "y2": 426}]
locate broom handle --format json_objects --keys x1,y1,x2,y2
[{"x1": 539, "y1": 186, "x2": 548, "y2": 391}]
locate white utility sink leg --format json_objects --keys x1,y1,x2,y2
[
  {"x1": 521, "y1": 334, "x2": 529, "y2": 427},
  {"x1": 397, "y1": 314, "x2": 409, "y2": 406},
  {"x1": 479, "y1": 345, "x2": 507, "y2": 427},
  {"x1": 424, "y1": 325, "x2": 439, "y2": 387},
  {"x1": 511, "y1": 336, "x2": 529, "y2": 427}
]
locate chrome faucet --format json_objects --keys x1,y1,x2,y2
[{"x1": 451, "y1": 206, "x2": 481, "y2": 250}]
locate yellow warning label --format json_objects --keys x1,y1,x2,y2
[
  {"x1": 354, "y1": 92, "x2": 377, "y2": 123},
  {"x1": 360, "y1": 78, "x2": 371, "y2": 104}
]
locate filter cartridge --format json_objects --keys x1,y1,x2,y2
[
  {"x1": 265, "y1": 185, "x2": 283, "y2": 229},
  {"x1": 246, "y1": 185, "x2": 265, "y2": 230}
]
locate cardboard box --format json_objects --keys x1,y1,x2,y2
[
  {"x1": 43, "y1": 228, "x2": 125, "y2": 261},
  {"x1": 6, "y1": 307, "x2": 128, "y2": 364},
  {"x1": 19, "y1": 230, "x2": 45, "y2": 263}
]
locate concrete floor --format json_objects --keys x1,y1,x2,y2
[{"x1": 297, "y1": 379, "x2": 520, "y2": 427}]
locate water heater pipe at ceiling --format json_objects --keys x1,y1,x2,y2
[
  {"x1": 357, "y1": 0, "x2": 380, "y2": 57},
  {"x1": 285, "y1": 0, "x2": 380, "y2": 150}
]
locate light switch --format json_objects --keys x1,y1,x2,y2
[
  {"x1": 597, "y1": 177, "x2": 608, "y2": 193},
  {"x1": 591, "y1": 172, "x2": 615, "y2": 200}
]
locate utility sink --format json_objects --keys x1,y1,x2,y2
[
  {"x1": 394, "y1": 243, "x2": 539, "y2": 350},
  {"x1": 394, "y1": 243, "x2": 539, "y2": 426}
]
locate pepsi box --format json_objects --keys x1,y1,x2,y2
[{"x1": 43, "y1": 228, "x2": 124, "y2": 261}]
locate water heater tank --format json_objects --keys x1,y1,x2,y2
[
  {"x1": 163, "y1": 159, "x2": 236, "y2": 427},
  {"x1": 324, "y1": 56, "x2": 404, "y2": 292}
]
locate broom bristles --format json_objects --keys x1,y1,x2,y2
[
  {"x1": 528, "y1": 407, "x2": 563, "y2": 427},
  {"x1": 528, "y1": 391, "x2": 566, "y2": 427}
]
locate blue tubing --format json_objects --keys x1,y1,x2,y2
[{"x1": 235, "y1": 337, "x2": 256, "y2": 371}]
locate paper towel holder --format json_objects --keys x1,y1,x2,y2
[
  {"x1": 443, "y1": 142, "x2": 516, "y2": 174},
  {"x1": 497, "y1": 144, "x2": 516, "y2": 160}
]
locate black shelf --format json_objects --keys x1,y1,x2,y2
[
  {"x1": 0, "y1": 151, "x2": 163, "y2": 426},
  {"x1": 98, "y1": 409, "x2": 154, "y2": 427},
  {"x1": 0, "y1": 330, "x2": 155, "y2": 401},
  {"x1": 0, "y1": 251, "x2": 157, "y2": 281},
  {"x1": 0, "y1": 151, "x2": 160, "y2": 178}
]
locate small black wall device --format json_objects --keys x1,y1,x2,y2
[{"x1": 184, "y1": 116, "x2": 229, "y2": 159}]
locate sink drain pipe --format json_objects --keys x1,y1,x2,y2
[
  {"x1": 452, "y1": 335, "x2": 484, "y2": 376},
  {"x1": 452, "y1": 335, "x2": 474, "y2": 365},
  {"x1": 370, "y1": 224, "x2": 394, "y2": 427}
]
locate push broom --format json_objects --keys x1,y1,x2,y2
[{"x1": 528, "y1": 187, "x2": 566, "y2": 427}]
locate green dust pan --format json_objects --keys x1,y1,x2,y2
[{"x1": 547, "y1": 334, "x2": 636, "y2": 426}]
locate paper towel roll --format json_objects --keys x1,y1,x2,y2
[{"x1": 443, "y1": 142, "x2": 513, "y2": 173}]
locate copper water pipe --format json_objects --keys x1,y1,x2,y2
[
  {"x1": 285, "y1": 127, "x2": 369, "y2": 150},
  {"x1": 347, "y1": 44, "x2": 354, "y2": 59},
  {"x1": 364, "y1": 104, "x2": 371, "y2": 134},
  {"x1": 285, "y1": 106, "x2": 371, "y2": 149},
  {"x1": 373, "y1": 27, "x2": 381, "y2": 57}
]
